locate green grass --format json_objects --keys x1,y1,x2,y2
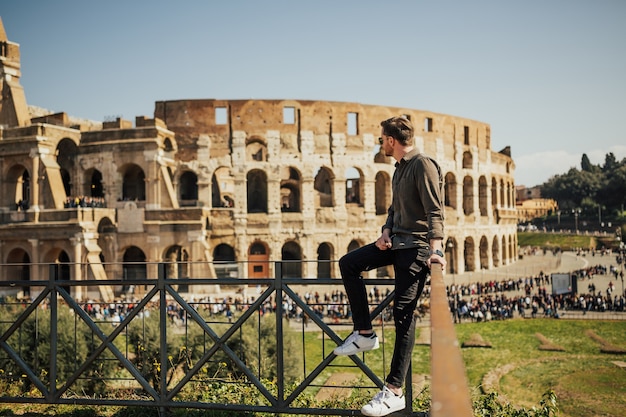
[
  {"x1": 2, "y1": 317, "x2": 625, "y2": 417},
  {"x1": 298, "y1": 318, "x2": 626, "y2": 417},
  {"x1": 518, "y1": 230, "x2": 622, "y2": 251},
  {"x1": 517, "y1": 232, "x2": 596, "y2": 251}
]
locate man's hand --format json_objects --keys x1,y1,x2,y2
[
  {"x1": 427, "y1": 251, "x2": 446, "y2": 269},
  {"x1": 376, "y1": 230, "x2": 392, "y2": 250}
]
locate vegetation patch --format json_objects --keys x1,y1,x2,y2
[
  {"x1": 461, "y1": 333, "x2": 492, "y2": 348},
  {"x1": 535, "y1": 332, "x2": 565, "y2": 351},
  {"x1": 585, "y1": 329, "x2": 626, "y2": 354},
  {"x1": 315, "y1": 372, "x2": 357, "y2": 401},
  {"x1": 556, "y1": 365, "x2": 626, "y2": 417}
]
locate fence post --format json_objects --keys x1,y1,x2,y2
[{"x1": 429, "y1": 263, "x2": 473, "y2": 417}]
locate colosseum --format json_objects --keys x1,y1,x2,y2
[{"x1": 0, "y1": 19, "x2": 517, "y2": 301}]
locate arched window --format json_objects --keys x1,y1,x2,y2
[
  {"x1": 6, "y1": 248, "x2": 31, "y2": 297},
  {"x1": 462, "y1": 151, "x2": 473, "y2": 169},
  {"x1": 345, "y1": 167, "x2": 362, "y2": 205},
  {"x1": 247, "y1": 169, "x2": 268, "y2": 213},
  {"x1": 123, "y1": 246, "x2": 147, "y2": 295},
  {"x1": 213, "y1": 243, "x2": 237, "y2": 279},
  {"x1": 280, "y1": 167, "x2": 301, "y2": 212},
  {"x1": 314, "y1": 167, "x2": 334, "y2": 207},
  {"x1": 317, "y1": 243, "x2": 333, "y2": 278},
  {"x1": 121, "y1": 164, "x2": 146, "y2": 201},
  {"x1": 57, "y1": 138, "x2": 78, "y2": 197},
  {"x1": 445, "y1": 172, "x2": 457, "y2": 209},
  {"x1": 374, "y1": 171, "x2": 391, "y2": 215},
  {"x1": 281, "y1": 241, "x2": 302, "y2": 278},
  {"x1": 211, "y1": 167, "x2": 234, "y2": 208},
  {"x1": 180, "y1": 171, "x2": 198, "y2": 205},
  {"x1": 492, "y1": 236, "x2": 500, "y2": 267},
  {"x1": 479, "y1": 236, "x2": 489, "y2": 269},
  {"x1": 479, "y1": 176, "x2": 488, "y2": 216},
  {"x1": 463, "y1": 176, "x2": 474, "y2": 215},
  {"x1": 90, "y1": 169, "x2": 104, "y2": 198},
  {"x1": 463, "y1": 237, "x2": 475, "y2": 272}
]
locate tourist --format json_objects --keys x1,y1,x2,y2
[{"x1": 333, "y1": 116, "x2": 446, "y2": 416}]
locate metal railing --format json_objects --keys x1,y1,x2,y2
[{"x1": 0, "y1": 261, "x2": 472, "y2": 416}]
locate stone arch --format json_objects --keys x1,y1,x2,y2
[
  {"x1": 499, "y1": 178, "x2": 505, "y2": 208},
  {"x1": 463, "y1": 237, "x2": 475, "y2": 272},
  {"x1": 317, "y1": 242, "x2": 333, "y2": 279},
  {"x1": 97, "y1": 217, "x2": 117, "y2": 263},
  {"x1": 501, "y1": 235, "x2": 507, "y2": 264},
  {"x1": 247, "y1": 169, "x2": 268, "y2": 213},
  {"x1": 491, "y1": 177, "x2": 498, "y2": 208},
  {"x1": 4, "y1": 164, "x2": 30, "y2": 210},
  {"x1": 213, "y1": 243, "x2": 237, "y2": 279},
  {"x1": 211, "y1": 166, "x2": 234, "y2": 208},
  {"x1": 463, "y1": 176, "x2": 474, "y2": 215},
  {"x1": 44, "y1": 248, "x2": 71, "y2": 293},
  {"x1": 280, "y1": 166, "x2": 301, "y2": 212},
  {"x1": 506, "y1": 181, "x2": 513, "y2": 208},
  {"x1": 248, "y1": 241, "x2": 270, "y2": 279},
  {"x1": 492, "y1": 235, "x2": 500, "y2": 267},
  {"x1": 163, "y1": 137, "x2": 174, "y2": 152},
  {"x1": 281, "y1": 241, "x2": 302, "y2": 278},
  {"x1": 57, "y1": 138, "x2": 78, "y2": 197},
  {"x1": 479, "y1": 236, "x2": 489, "y2": 269},
  {"x1": 479, "y1": 176, "x2": 488, "y2": 216},
  {"x1": 374, "y1": 171, "x2": 391, "y2": 215},
  {"x1": 179, "y1": 170, "x2": 198, "y2": 205},
  {"x1": 445, "y1": 238, "x2": 458, "y2": 275},
  {"x1": 314, "y1": 166, "x2": 334, "y2": 207},
  {"x1": 5, "y1": 248, "x2": 31, "y2": 298},
  {"x1": 84, "y1": 168, "x2": 104, "y2": 198},
  {"x1": 445, "y1": 172, "x2": 457, "y2": 209},
  {"x1": 345, "y1": 167, "x2": 362, "y2": 205},
  {"x1": 122, "y1": 246, "x2": 147, "y2": 295},
  {"x1": 163, "y1": 245, "x2": 189, "y2": 279},
  {"x1": 120, "y1": 163, "x2": 146, "y2": 201},
  {"x1": 246, "y1": 137, "x2": 267, "y2": 162},
  {"x1": 347, "y1": 239, "x2": 361, "y2": 253},
  {"x1": 462, "y1": 151, "x2": 473, "y2": 169}
]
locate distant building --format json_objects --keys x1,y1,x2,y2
[
  {"x1": 515, "y1": 185, "x2": 558, "y2": 223},
  {"x1": 517, "y1": 198, "x2": 559, "y2": 223},
  {"x1": 0, "y1": 18, "x2": 518, "y2": 301},
  {"x1": 516, "y1": 185, "x2": 542, "y2": 202}
]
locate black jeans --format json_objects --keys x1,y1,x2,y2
[{"x1": 338, "y1": 242, "x2": 428, "y2": 388}]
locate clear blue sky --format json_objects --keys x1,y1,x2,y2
[{"x1": 2, "y1": 0, "x2": 625, "y2": 187}]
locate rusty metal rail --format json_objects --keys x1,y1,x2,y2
[{"x1": 0, "y1": 261, "x2": 472, "y2": 416}]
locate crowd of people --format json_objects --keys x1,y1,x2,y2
[
  {"x1": 448, "y1": 262, "x2": 625, "y2": 322},
  {"x1": 75, "y1": 268, "x2": 623, "y2": 330},
  {"x1": 64, "y1": 196, "x2": 106, "y2": 208},
  {"x1": 72, "y1": 253, "x2": 625, "y2": 330}
]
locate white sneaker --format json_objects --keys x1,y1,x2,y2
[
  {"x1": 333, "y1": 331, "x2": 379, "y2": 356},
  {"x1": 361, "y1": 386, "x2": 405, "y2": 416}
]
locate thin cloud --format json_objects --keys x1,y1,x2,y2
[{"x1": 515, "y1": 145, "x2": 626, "y2": 187}]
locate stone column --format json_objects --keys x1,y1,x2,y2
[{"x1": 70, "y1": 236, "x2": 83, "y2": 300}]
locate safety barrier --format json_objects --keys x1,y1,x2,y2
[{"x1": 0, "y1": 262, "x2": 472, "y2": 416}]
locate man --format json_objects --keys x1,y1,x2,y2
[{"x1": 333, "y1": 116, "x2": 446, "y2": 416}]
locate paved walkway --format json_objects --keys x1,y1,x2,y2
[
  {"x1": 448, "y1": 250, "x2": 589, "y2": 287},
  {"x1": 451, "y1": 249, "x2": 625, "y2": 295}
]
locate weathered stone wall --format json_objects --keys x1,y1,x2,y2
[{"x1": 0, "y1": 18, "x2": 517, "y2": 300}]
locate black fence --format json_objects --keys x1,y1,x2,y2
[{"x1": 0, "y1": 262, "x2": 471, "y2": 417}]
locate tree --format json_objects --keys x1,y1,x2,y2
[
  {"x1": 581, "y1": 153, "x2": 594, "y2": 172},
  {"x1": 541, "y1": 152, "x2": 626, "y2": 221},
  {"x1": 541, "y1": 167, "x2": 601, "y2": 210}
]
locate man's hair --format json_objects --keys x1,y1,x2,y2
[{"x1": 381, "y1": 116, "x2": 414, "y2": 145}]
